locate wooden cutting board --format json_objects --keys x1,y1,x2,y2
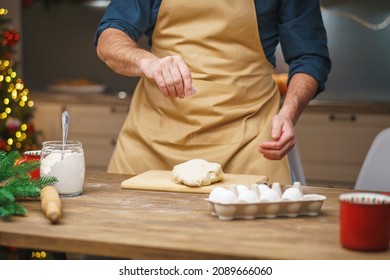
[{"x1": 121, "y1": 170, "x2": 268, "y2": 194}]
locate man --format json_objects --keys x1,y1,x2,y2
[{"x1": 95, "y1": 0, "x2": 331, "y2": 185}]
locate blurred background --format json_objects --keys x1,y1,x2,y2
[
  {"x1": 1, "y1": 0, "x2": 390, "y2": 188},
  {"x1": 17, "y1": 0, "x2": 390, "y2": 101}
]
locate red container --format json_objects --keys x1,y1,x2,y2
[
  {"x1": 16, "y1": 150, "x2": 41, "y2": 179},
  {"x1": 339, "y1": 192, "x2": 390, "y2": 251}
]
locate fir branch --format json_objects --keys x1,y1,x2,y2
[
  {"x1": 0, "y1": 151, "x2": 6, "y2": 161},
  {"x1": 0, "y1": 202, "x2": 27, "y2": 217},
  {"x1": 13, "y1": 161, "x2": 41, "y2": 177},
  {"x1": 13, "y1": 176, "x2": 58, "y2": 201},
  {"x1": 13, "y1": 202, "x2": 27, "y2": 216},
  {"x1": 4, "y1": 174, "x2": 40, "y2": 199},
  {"x1": 0, "y1": 151, "x2": 58, "y2": 218},
  {"x1": 0, "y1": 151, "x2": 20, "y2": 182},
  {"x1": 2, "y1": 174, "x2": 58, "y2": 200},
  {"x1": 33, "y1": 176, "x2": 58, "y2": 189},
  {"x1": 0, "y1": 151, "x2": 40, "y2": 182},
  {"x1": 0, "y1": 205, "x2": 15, "y2": 218},
  {"x1": 0, "y1": 188, "x2": 14, "y2": 204}
]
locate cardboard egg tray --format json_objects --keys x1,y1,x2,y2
[{"x1": 206, "y1": 194, "x2": 326, "y2": 220}]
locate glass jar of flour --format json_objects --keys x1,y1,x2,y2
[{"x1": 40, "y1": 141, "x2": 85, "y2": 197}]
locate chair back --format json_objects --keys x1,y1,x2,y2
[
  {"x1": 355, "y1": 128, "x2": 390, "y2": 191},
  {"x1": 288, "y1": 144, "x2": 306, "y2": 185}
]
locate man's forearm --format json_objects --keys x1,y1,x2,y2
[
  {"x1": 96, "y1": 28, "x2": 156, "y2": 77},
  {"x1": 96, "y1": 28, "x2": 193, "y2": 99},
  {"x1": 278, "y1": 73, "x2": 318, "y2": 125}
]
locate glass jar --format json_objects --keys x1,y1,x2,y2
[{"x1": 40, "y1": 141, "x2": 85, "y2": 197}]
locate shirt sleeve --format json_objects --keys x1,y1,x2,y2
[
  {"x1": 278, "y1": 0, "x2": 331, "y2": 94},
  {"x1": 94, "y1": 0, "x2": 160, "y2": 45}
]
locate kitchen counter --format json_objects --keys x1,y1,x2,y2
[
  {"x1": 29, "y1": 90, "x2": 390, "y2": 114},
  {"x1": 305, "y1": 99, "x2": 390, "y2": 114},
  {"x1": 0, "y1": 170, "x2": 389, "y2": 260}
]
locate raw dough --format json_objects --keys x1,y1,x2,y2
[{"x1": 171, "y1": 159, "x2": 224, "y2": 187}]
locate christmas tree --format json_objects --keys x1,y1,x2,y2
[
  {"x1": 0, "y1": 7, "x2": 58, "y2": 262},
  {"x1": 0, "y1": 7, "x2": 38, "y2": 153}
]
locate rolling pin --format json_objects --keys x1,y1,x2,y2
[{"x1": 40, "y1": 186, "x2": 62, "y2": 224}]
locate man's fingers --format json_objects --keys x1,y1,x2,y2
[
  {"x1": 259, "y1": 143, "x2": 292, "y2": 160},
  {"x1": 154, "y1": 71, "x2": 169, "y2": 97},
  {"x1": 271, "y1": 116, "x2": 283, "y2": 139},
  {"x1": 169, "y1": 67, "x2": 185, "y2": 99},
  {"x1": 177, "y1": 59, "x2": 194, "y2": 96},
  {"x1": 147, "y1": 55, "x2": 192, "y2": 99},
  {"x1": 161, "y1": 67, "x2": 178, "y2": 98}
]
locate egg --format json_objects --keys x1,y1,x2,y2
[
  {"x1": 257, "y1": 183, "x2": 270, "y2": 195},
  {"x1": 237, "y1": 190, "x2": 259, "y2": 203},
  {"x1": 271, "y1": 182, "x2": 282, "y2": 198},
  {"x1": 227, "y1": 184, "x2": 238, "y2": 195},
  {"x1": 250, "y1": 183, "x2": 260, "y2": 197},
  {"x1": 235, "y1": 184, "x2": 250, "y2": 194},
  {"x1": 293, "y1": 181, "x2": 302, "y2": 194},
  {"x1": 259, "y1": 189, "x2": 280, "y2": 202},
  {"x1": 218, "y1": 189, "x2": 238, "y2": 204},
  {"x1": 208, "y1": 187, "x2": 226, "y2": 203},
  {"x1": 281, "y1": 187, "x2": 302, "y2": 201}
]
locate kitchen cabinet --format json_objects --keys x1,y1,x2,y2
[
  {"x1": 295, "y1": 101, "x2": 390, "y2": 188},
  {"x1": 66, "y1": 104, "x2": 129, "y2": 169},
  {"x1": 31, "y1": 92, "x2": 130, "y2": 170},
  {"x1": 32, "y1": 101, "x2": 63, "y2": 142}
]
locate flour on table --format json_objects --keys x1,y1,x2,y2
[{"x1": 171, "y1": 159, "x2": 224, "y2": 187}]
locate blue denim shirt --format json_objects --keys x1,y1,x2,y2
[{"x1": 95, "y1": 0, "x2": 331, "y2": 93}]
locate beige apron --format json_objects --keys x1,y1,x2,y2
[{"x1": 108, "y1": 0, "x2": 291, "y2": 185}]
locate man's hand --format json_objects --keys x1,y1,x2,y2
[
  {"x1": 97, "y1": 29, "x2": 194, "y2": 99},
  {"x1": 258, "y1": 73, "x2": 318, "y2": 160},
  {"x1": 140, "y1": 55, "x2": 194, "y2": 99},
  {"x1": 258, "y1": 114, "x2": 295, "y2": 160}
]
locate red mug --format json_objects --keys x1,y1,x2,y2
[
  {"x1": 339, "y1": 192, "x2": 390, "y2": 251},
  {"x1": 16, "y1": 150, "x2": 41, "y2": 179}
]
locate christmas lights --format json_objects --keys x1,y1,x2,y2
[{"x1": 0, "y1": 7, "x2": 37, "y2": 152}]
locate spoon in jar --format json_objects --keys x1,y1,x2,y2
[{"x1": 61, "y1": 110, "x2": 70, "y2": 160}]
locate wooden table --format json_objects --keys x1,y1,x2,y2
[{"x1": 0, "y1": 171, "x2": 389, "y2": 260}]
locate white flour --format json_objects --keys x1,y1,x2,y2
[{"x1": 40, "y1": 151, "x2": 85, "y2": 196}]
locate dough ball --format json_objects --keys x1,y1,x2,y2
[{"x1": 171, "y1": 159, "x2": 224, "y2": 187}]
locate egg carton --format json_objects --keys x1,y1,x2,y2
[
  {"x1": 205, "y1": 183, "x2": 326, "y2": 220},
  {"x1": 206, "y1": 194, "x2": 326, "y2": 220}
]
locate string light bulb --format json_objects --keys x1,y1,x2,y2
[
  {"x1": 1, "y1": 6, "x2": 37, "y2": 152},
  {"x1": 0, "y1": 8, "x2": 8, "y2": 16}
]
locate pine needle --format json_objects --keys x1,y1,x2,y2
[{"x1": 0, "y1": 151, "x2": 58, "y2": 218}]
